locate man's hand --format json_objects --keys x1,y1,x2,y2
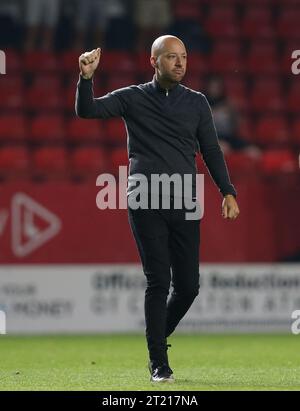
[
  {"x1": 79, "y1": 48, "x2": 101, "y2": 80},
  {"x1": 222, "y1": 194, "x2": 240, "y2": 220}
]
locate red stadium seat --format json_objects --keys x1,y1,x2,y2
[
  {"x1": 206, "y1": 5, "x2": 238, "y2": 38},
  {"x1": 0, "y1": 74, "x2": 23, "y2": 89},
  {"x1": 243, "y1": 6, "x2": 272, "y2": 22},
  {"x1": 291, "y1": 119, "x2": 300, "y2": 145},
  {"x1": 4, "y1": 49, "x2": 22, "y2": 73},
  {"x1": 65, "y1": 83, "x2": 77, "y2": 112},
  {"x1": 208, "y1": 6, "x2": 237, "y2": 21},
  {"x1": 210, "y1": 51, "x2": 244, "y2": 74},
  {"x1": 277, "y1": 7, "x2": 300, "y2": 22},
  {"x1": 281, "y1": 49, "x2": 300, "y2": 75},
  {"x1": 247, "y1": 0, "x2": 274, "y2": 4},
  {"x1": 183, "y1": 75, "x2": 204, "y2": 92},
  {"x1": 248, "y1": 41, "x2": 277, "y2": 56},
  {"x1": 26, "y1": 83, "x2": 63, "y2": 112},
  {"x1": 205, "y1": 20, "x2": 240, "y2": 38},
  {"x1": 195, "y1": 153, "x2": 208, "y2": 175},
  {"x1": 31, "y1": 74, "x2": 62, "y2": 89},
  {"x1": 61, "y1": 51, "x2": 81, "y2": 73},
  {"x1": 287, "y1": 83, "x2": 300, "y2": 114},
  {"x1": 136, "y1": 52, "x2": 153, "y2": 77},
  {"x1": 288, "y1": 78, "x2": 300, "y2": 93},
  {"x1": 67, "y1": 72, "x2": 82, "y2": 87},
  {"x1": 0, "y1": 115, "x2": 27, "y2": 141},
  {"x1": 241, "y1": 18, "x2": 274, "y2": 39},
  {"x1": 252, "y1": 77, "x2": 282, "y2": 94},
  {"x1": 223, "y1": 75, "x2": 247, "y2": 94},
  {"x1": 173, "y1": 0, "x2": 202, "y2": 20},
  {"x1": 66, "y1": 118, "x2": 105, "y2": 143},
  {"x1": 201, "y1": 0, "x2": 239, "y2": 3},
  {"x1": 261, "y1": 150, "x2": 298, "y2": 174},
  {"x1": 101, "y1": 51, "x2": 137, "y2": 75},
  {"x1": 32, "y1": 146, "x2": 68, "y2": 177},
  {"x1": 224, "y1": 152, "x2": 260, "y2": 176},
  {"x1": 277, "y1": 9, "x2": 300, "y2": 39},
  {"x1": 106, "y1": 119, "x2": 127, "y2": 144},
  {"x1": 228, "y1": 90, "x2": 249, "y2": 112},
  {"x1": 278, "y1": 24, "x2": 300, "y2": 39},
  {"x1": 29, "y1": 115, "x2": 65, "y2": 143},
  {"x1": 213, "y1": 40, "x2": 241, "y2": 55},
  {"x1": 0, "y1": 75, "x2": 24, "y2": 110},
  {"x1": 255, "y1": 116, "x2": 290, "y2": 146},
  {"x1": 246, "y1": 43, "x2": 279, "y2": 75},
  {"x1": 70, "y1": 147, "x2": 107, "y2": 177},
  {"x1": 246, "y1": 54, "x2": 279, "y2": 75},
  {"x1": 24, "y1": 51, "x2": 59, "y2": 73},
  {"x1": 105, "y1": 74, "x2": 138, "y2": 93},
  {"x1": 186, "y1": 53, "x2": 209, "y2": 74},
  {"x1": 1, "y1": 92, "x2": 23, "y2": 112},
  {"x1": 250, "y1": 89, "x2": 284, "y2": 113},
  {"x1": 110, "y1": 147, "x2": 128, "y2": 175},
  {"x1": 0, "y1": 146, "x2": 29, "y2": 178},
  {"x1": 237, "y1": 115, "x2": 254, "y2": 142},
  {"x1": 223, "y1": 77, "x2": 248, "y2": 110}
]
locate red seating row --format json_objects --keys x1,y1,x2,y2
[
  {"x1": 1, "y1": 114, "x2": 300, "y2": 146},
  {"x1": 0, "y1": 146, "x2": 129, "y2": 179},
  {"x1": 222, "y1": 150, "x2": 299, "y2": 175},
  {"x1": 4, "y1": 45, "x2": 300, "y2": 75},
  {"x1": 6, "y1": 50, "x2": 141, "y2": 75},
  {"x1": 0, "y1": 115, "x2": 127, "y2": 144},
  {"x1": 174, "y1": 1, "x2": 300, "y2": 20},
  {"x1": 3, "y1": 70, "x2": 297, "y2": 89},
  {"x1": 0, "y1": 146, "x2": 298, "y2": 180},
  {"x1": 183, "y1": 3, "x2": 300, "y2": 38},
  {"x1": 1, "y1": 77, "x2": 300, "y2": 113}
]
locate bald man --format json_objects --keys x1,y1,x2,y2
[{"x1": 76, "y1": 36, "x2": 239, "y2": 383}]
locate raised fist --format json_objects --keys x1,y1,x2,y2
[{"x1": 79, "y1": 48, "x2": 101, "y2": 79}]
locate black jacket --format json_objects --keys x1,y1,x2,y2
[{"x1": 75, "y1": 75, "x2": 237, "y2": 198}]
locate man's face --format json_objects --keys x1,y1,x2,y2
[{"x1": 151, "y1": 39, "x2": 187, "y2": 84}]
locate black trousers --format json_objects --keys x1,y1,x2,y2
[{"x1": 128, "y1": 195, "x2": 200, "y2": 365}]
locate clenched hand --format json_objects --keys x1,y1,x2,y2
[
  {"x1": 79, "y1": 48, "x2": 101, "y2": 80},
  {"x1": 222, "y1": 194, "x2": 240, "y2": 220}
]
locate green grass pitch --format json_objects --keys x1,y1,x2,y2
[{"x1": 0, "y1": 334, "x2": 299, "y2": 391}]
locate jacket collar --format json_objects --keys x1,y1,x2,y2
[{"x1": 151, "y1": 75, "x2": 182, "y2": 96}]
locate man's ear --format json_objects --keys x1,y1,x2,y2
[{"x1": 150, "y1": 56, "x2": 157, "y2": 69}]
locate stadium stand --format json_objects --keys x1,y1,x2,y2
[{"x1": 0, "y1": 0, "x2": 299, "y2": 181}]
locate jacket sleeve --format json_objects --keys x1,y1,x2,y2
[
  {"x1": 75, "y1": 75, "x2": 130, "y2": 119},
  {"x1": 196, "y1": 94, "x2": 237, "y2": 197}
]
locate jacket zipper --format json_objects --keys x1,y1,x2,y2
[{"x1": 166, "y1": 89, "x2": 169, "y2": 96}]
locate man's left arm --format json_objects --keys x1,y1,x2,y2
[{"x1": 196, "y1": 94, "x2": 239, "y2": 220}]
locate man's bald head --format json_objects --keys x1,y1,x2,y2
[
  {"x1": 150, "y1": 35, "x2": 187, "y2": 85},
  {"x1": 151, "y1": 35, "x2": 186, "y2": 59}
]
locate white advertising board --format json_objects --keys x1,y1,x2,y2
[{"x1": 0, "y1": 264, "x2": 299, "y2": 334}]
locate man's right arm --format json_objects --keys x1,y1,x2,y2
[
  {"x1": 75, "y1": 48, "x2": 128, "y2": 119},
  {"x1": 75, "y1": 76, "x2": 128, "y2": 119}
]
